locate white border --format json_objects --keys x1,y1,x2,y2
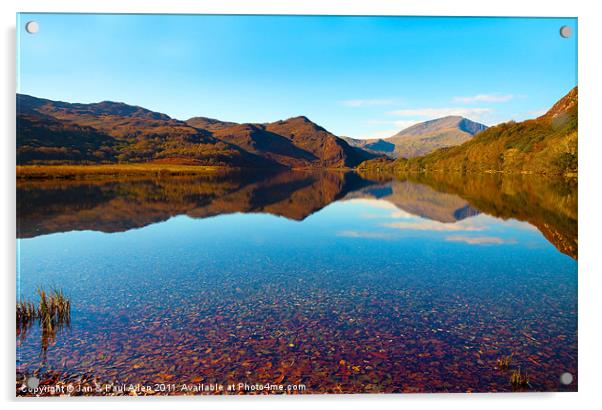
[{"x1": 2, "y1": 1, "x2": 600, "y2": 409}]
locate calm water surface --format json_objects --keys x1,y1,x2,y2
[{"x1": 16, "y1": 171, "x2": 577, "y2": 393}]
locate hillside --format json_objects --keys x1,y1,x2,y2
[
  {"x1": 189, "y1": 115, "x2": 376, "y2": 167},
  {"x1": 387, "y1": 116, "x2": 488, "y2": 158},
  {"x1": 344, "y1": 180, "x2": 480, "y2": 223},
  {"x1": 262, "y1": 116, "x2": 376, "y2": 168},
  {"x1": 17, "y1": 94, "x2": 270, "y2": 167},
  {"x1": 342, "y1": 137, "x2": 396, "y2": 155},
  {"x1": 17, "y1": 171, "x2": 375, "y2": 237},
  {"x1": 407, "y1": 172, "x2": 577, "y2": 259},
  {"x1": 358, "y1": 87, "x2": 578, "y2": 176},
  {"x1": 343, "y1": 116, "x2": 486, "y2": 159},
  {"x1": 186, "y1": 116, "x2": 237, "y2": 131},
  {"x1": 209, "y1": 123, "x2": 318, "y2": 168},
  {"x1": 17, "y1": 95, "x2": 376, "y2": 169}
]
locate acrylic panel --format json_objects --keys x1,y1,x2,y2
[{"x1": 16, "y1": 14, "x2": 578, "y2": 396}]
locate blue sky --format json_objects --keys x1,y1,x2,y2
[{"x1": 17, "y1": 14, "x2": 577, "y2": 139}]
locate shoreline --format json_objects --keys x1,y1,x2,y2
[
  {"x1": 16, "y1": 164, "x2": 242, "y2": 179},
  {"x1": 16, "y1": 164, "x2": 356, "y2": 180},
  {"x1": 16, "y1": 164, "x2": 577, "y2": 181},
  {"x1": 356, "y1": 167, "x2": 578, "y2": 179}
]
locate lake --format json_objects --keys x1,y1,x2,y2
[{"x1": 16, "y1": 171, "x2": 577, "y2": 394}]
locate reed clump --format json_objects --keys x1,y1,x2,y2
[
  {"x1": 16, "y1": 300, "x2": 37, "y2": 338},
  {"x1": 509, "y1": 367, "x2": 530, "y2": 389},
  {"x1": 37, "y1": 288, "x2": 71, "y2": 331},
  {"x1": 16, "y1": 288, "x2": 71, "y2": 339},
  {"x1": 496, "y1": 354, "x2": 513, "y2": 370}
]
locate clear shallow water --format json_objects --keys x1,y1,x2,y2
[{"x1": 16, "y1": 172, "x2": 577, "y2": 393}]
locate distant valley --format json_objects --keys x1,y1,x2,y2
[{"x1": 343, "y1": 116, "x2": 487, "y2": 159}]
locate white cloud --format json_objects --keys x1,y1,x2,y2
[
  {"x1": 368, "y1": 129, "x2": 399, "y2": 139},
  {"x1": 352, "y1": 129, "x2": 398, "y2": 140},
  {"x1": 453, "y1": 94, "x2": 514, "y2": 103},
  {"x1": 346, "y1": 199, "x2": 400, "y2": 210},
  {"x1": 341, "y1": 98, "x2": 394, "y2": 107},
  {"x1": 350, "y1": 120, "x2": 421, "y2": 140},
  {"x1": 353, "y1": 200, "x2": 415, "y2": 219},
  {"x1": 445, "y1": 235, "x2": 515, "y2": 245},
  {"x1": 387, "y1": 107, "x2": 492, "y2": 118},
  {"x1": 337, "y1": 230, "x2": 395, "y2": 239},
  {"x1": 382, "y1": 220, "x2": 484, "y2": 232},
  {"x1": 389, "y1": 210, "x2": 415, "y2": 219},
  {"x1": 367, "y1": 119, "x2": 421, "y2": 129}
]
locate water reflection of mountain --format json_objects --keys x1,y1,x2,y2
[
  {"x1": 17, "y1": 171, "x2": 576, "y2": 259},
  {"x1": 401, "y1": 173, "x2": 577, "y2": 259},
  {"x1": 345, "y1": 181, "x2": 480, "y2": 223},
  {"x1": 17, "y1": 171, "x2": 373, "y2": 238}
]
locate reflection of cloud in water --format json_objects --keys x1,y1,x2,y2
[
  {"x1": 346, "y1": 198, "x2": 399, "y2": 210},
  {"x1": 382, "y1": 219, "x2": 485, "y2": 232},
  {"x1": 445, "y1": 235, "x2": 516, "y2": 245},
  {"x1": 337, "y1": 230, "x2": 395, "y2": 239},
  {"x1": 346, "y1": 180, "x2": 481, "y2": 223},
  {"x1": 17, "y1": 170, "x2": 577, "y2": 259},
  {"x1": 389, "y1": 210, "x2": 414, "y2": 219},
  {"x1": 349, "y1": 198, "x2": 416, "y2": 220}
]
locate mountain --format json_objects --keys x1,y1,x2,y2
[
  {"x1": 17, "y1": 171, "x2": 376, "y2": 237},
  {"x1": 186, "y1": 116, "x2": 237, "y2": 131},
  {"x1": 342, "y1": 116, "x2": 487, "y2": 159},
  {"x1": 17, "y1": 94, "x2": 377, "y2": 168},
  {"x1": 17, "y1": 170, "x2": 576, "y2": 259},
  {"x1": 208, "y1": 123, "x2": 318, "y2": 168},
  {"x1": 262, "y1": 116, "x2": 376, "y2": 167},
  {"x1": 344, "y1": 180, "x2": 480, "y2": 223},
  {"x1": 357, "y1": 87, "x2": 578, "y2": 176},
  {"x1": 189, "y1": 115, "x2": 377, "y2": 167},
  {"x1": 341, "y1": 137, "x2": 396, "y2": 155},
  {"x1": 540, "y1": 86, "x2": 578, "y2": 120},
  {"x1": 406, "y1": 172, "x2": 577, "y2": 259},
  {"x1": 17, "y1": 94, "x2": 271, "y2": 167},
  {"x1": 386, "y1": 116, "x2": 488, "y2": 158}
]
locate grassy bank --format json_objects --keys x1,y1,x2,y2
[{"x1": 16, "y1": 164, "x2": 231, "y2": 179}]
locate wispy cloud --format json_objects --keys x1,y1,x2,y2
[
  {"x1": 337, "y1": 230, "x2": 395, "y2": 239},
  {"x1": 367, "y1": 119, "x2": 421, "y2": 129},
  {"x1": 347, "y1": 199, "x2": 400, "y2": 210},
  {"x1": 382, "y1": 220, "x2": 484, "y2": 232},
  {"x1": 341, "y1": 98, "x2": 394, "y2": 107},
  {"x1": 445, "y1": 235, "x2": 516, "y2": 245},
  {"x1": 354, "y1": 199, "x2": 415, "y2": 219},
  {"x1": 353, "y1": 129, "x2": 398, "y2": 140},
  {"x1": 453, "y1": 94, "x2": 514, "y2": 103},
  {"x1": 350, "y1": 119, "x2": 421, "y2": 140},
  {"x1": 387, "y1": 107, "x2": 492, "y2": 118}
]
